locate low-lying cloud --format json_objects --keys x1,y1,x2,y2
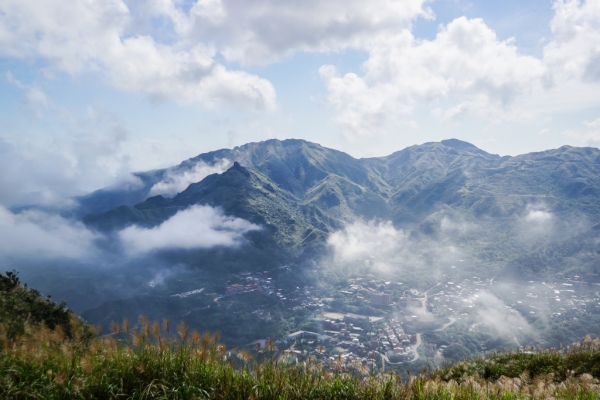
[
  {"x1": 520, "y1": 205, "x2": 556, "y2": 237},
  {"x1": 328, "y1": 220, "x2": 401, "y2": 263},
  {"x1": 0, "y1": 206, "x2": 98, "y2": 260},
  {"x1": 525, "y1": 209, "x2": 553, "y2": 223},
  {"x1": 149, "y1": 159, "x2": 232, "y2": 197},
  {"x1": 119, "y1": 205, "x2": 260, "y2": 254},
  {"x1": 326, "y1": 220, "x2": 460, "y2": 277},
  {"x1": 473, "y1": 291, "x2": 533, "y2": 337},
  {"x1": 0, "y1": 202, "x2": 260, "y2": 262}
]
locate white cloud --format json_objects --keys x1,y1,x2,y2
[
  {"x1": 0, "y1": 0, "x2": 430, "y2": 110},
  {"x1": 328, "y1": 220, "x2": 402, "y2": 263},
  {"x1": 520, "y1": 206, "x2": 554, "y2": 236},
  {"x1": 0, "y1": 0, "x2": 276, "y2": 110},
  {"x1": 319, "y1": 0, "x2": 600, "y2": 139},
  {"x1": 525, "y1": 210, "x2": 553, "y2": 223},
  {"x1": 6, "y1": 72, "x2": 48, "y2": 111},
  {"x1": 0, "y1": 103, "x2": 136, "y2": 206},
  {"x1": 543, "y1": 0, "x2": 600, "y2": 83},
  {"x1": 151, "y1": 0, "x2": 431, "y2": 64},
  {"x1": 327, "y1": 220, "x2": 460, "y2": 275},
  {"x1": 584, "y1": 118, "x2": 600, "y2": 129},
  {"x1": 474, "y1": 291, "x2": 532, "y2": 337},
  {"x1": 119, "y1": 205, "x2": 260, "y2": 254},
  {"x1": 0, "y1": 206, "x2": 98, "y2": 260},
  {"x1": 561, "y1": 117, "x2": 600, "y2": 146},
  {"x1": 149, "y1": 158, "x2": 232, "y2": 197},
  {"x1": 320, "y1": 17, "x2": 546, "y2": 138}
]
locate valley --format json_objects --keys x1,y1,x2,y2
[{"x1": 12, "y1": 138, "x2": 600, "y2": 367}]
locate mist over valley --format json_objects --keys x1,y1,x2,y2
[{"x1": 4, "y1": 138, "x2": 600, "y2": 370}]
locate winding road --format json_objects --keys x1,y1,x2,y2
[{"x1": 380, "y1": 283, "x2": 457, "y2": 368}]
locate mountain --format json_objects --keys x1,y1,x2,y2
[
  {"x1": 78, "y1": 139, "x2": 600, "y2": 281},
  {"x1": 21, "y1": 137, "x2": 591, "y2": 346},
  {"x1": 78, "y1": 139, "x2": 600, "y2": 278}
]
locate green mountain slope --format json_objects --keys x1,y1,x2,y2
[
  {"x1": 0, "y1": 271, "x2": 79, "y2": 340},
  {"x1": 71, "y1": 138, "x2": 600, "y2": 345},
  {"x1": 81, "y1": 139, "x2": 600, "y2": 280}
]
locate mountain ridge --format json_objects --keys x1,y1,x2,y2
[{"x1": 77, "y1": 138, "x2": 600, "y2": 284}]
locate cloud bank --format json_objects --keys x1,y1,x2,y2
[
  {"x1": 0, "y1": 0, "x2": 276, "y2": 111},
  {"x1": 0, "y1": 0, "x2": 429, "y2": 115},
  {"x1": 150, "y1": 0, "x2": 430, "y2": 64},
  {"x1": 0, "y1": 206, "x2": 98, "y2": 260},
  {"x1": 0, "y1": 202, "x2": 259, "y2": 263},
  {"x1": 319, "y1": 0, "x2": 600, "y2": 138},
  {"x1": 326, "y1": 220, "x2": 460, "y2": 277},
  {"x1": 119, "y1": 205, "x2": 260, "y2": 254}
]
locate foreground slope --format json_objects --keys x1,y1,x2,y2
[{"x1": 3, "y1": 273, "x2": 600, "y2": 400}]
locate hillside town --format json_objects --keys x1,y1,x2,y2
[{"x1": 236, "y1": 270, "x2": 600, "y2": 371}]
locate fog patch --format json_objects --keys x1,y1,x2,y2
[
  {"x1": 119, "y1": 205, "x2": 260, "y2": 254},
  {"x1": 326, "y1": 220, "x2": 461, "y2": 278},
  {"x1": 105, "y1": 173, "x2": 145, "y2": 192},
  {"x1": 473, "y1": 291, "x2": 533, "y2": 337},
  {"x1": 407, "y1": 302, "x2": 440, "y2": 325},
  {"x1": 328, "y1": 220, "x2": 400, "y2": 263},
  {"x1": 0, "y1": 206, "x2": 98, "y2": 260},
  {"x1": 149, "y1": 159, "x2": 232, "y2": 197},
  {"x1": 15, "y1": 190, "x2": 79, "y2": 211},
  {"x1": 518, "y1": 205, "x2": 556, "y2": 238},
  {"x1": 525, "y1": 210, "x2": 552, "y2": 223},
  {"x1": 146, "y1": 264, "x2": 188, "y2": 288}
]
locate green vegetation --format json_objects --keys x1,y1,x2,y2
[
  {"x1": 2, "y1": 272, "x2": 600, "y2": 399},
  {"x1": 434, "y1": 337, "x2": 600, "y2": 383},
  {"x1": 0, "y1": 270, "x2": 80, "y2": 341},
  {"x1": 3, "y1": 316, "x2": 600, "y2": 399}
]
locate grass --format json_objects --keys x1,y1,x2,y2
[{"x1": 1, "y1": 315, "x2": 600, "y2": 399}]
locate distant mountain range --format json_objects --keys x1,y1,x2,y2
[{"x1": 78, "y1": 138, "x2": 600, "y2": 281}]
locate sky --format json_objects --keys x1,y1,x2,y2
[{"x1": 1, "y1": 0, "x2": 600, "y2": 205}]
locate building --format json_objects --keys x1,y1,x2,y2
[
  {"x1": 324, "y1": 319, "x2": 344, "y2": 331},
  {"x1": 370, "y1": 292, "x2": 391, "y2": 306},
  {"x1": 284, "y1": 331, "x2": 332, "y2": 344},
  {"x1": 344, "y1": 313, "x2": 370, "y2": 328},
  {"x1": 226, "y1": 284, "x2": 245, "y2": 295}
]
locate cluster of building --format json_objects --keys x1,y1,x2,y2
[
  {"x1": 241, "y1": 268, "x2": 600, "y2": 368},
  {"x1": 421, "y1": 273, "x2": 600, "y2": 354},
  {"x1": 268, "y1": 310, "x2": 424, "y2": 370},
  {"x1": 322, "y1": 312, "x2": 370, "y2": 334},
  {"x1": 376, "y1": 318, "x2": 417, "y2": 362},
  {"x1": 339, "y1": 278, "x2": 401, "y2": 306},
  {"x1": 276, "y1": 286, "x2": 325, "y2": 311},
  {"x1": 224, "y1": 271, "x2": 274, "y2": 296},
  {"x1": 284, "y1": 330, "x2": 332, "y2": 344},
  {"x1": 521, "y1": 277, "x2": 600, "y2": 326},
  {"x1": 267, "y1": 312, "x2": 378, "y2": 369},
  {"x1": 428, "y1": 276, "x2": 491, "y2": 318}
]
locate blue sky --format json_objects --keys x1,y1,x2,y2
[{"x1": 0, "y1": 0, "x2": 599, "y2": 205}]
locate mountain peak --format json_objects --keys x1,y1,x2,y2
[
  {"x1": 228, "y1": 161, "x2": 250, "y2": 177},
  {"x1": 440, "y1": 138, "x2": 497, "y2": 157},
  {"x1": 440, "y1": 138, "x2": 477, "y2": 149}
]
